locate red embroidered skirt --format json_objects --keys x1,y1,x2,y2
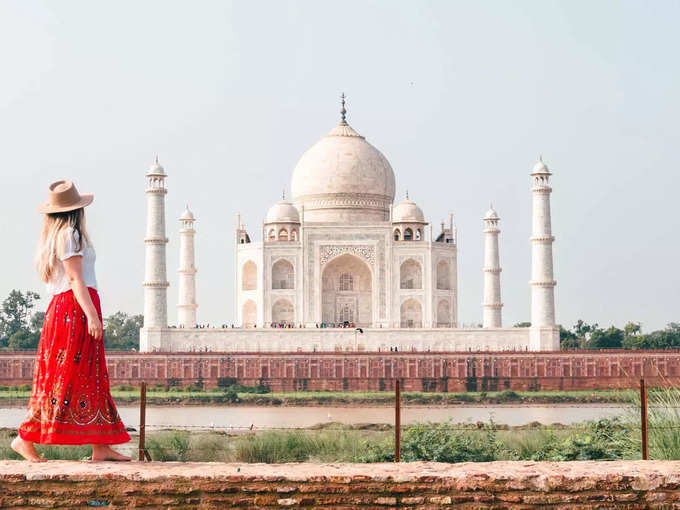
[{"x1": 18, "y1": 287, "x2": 131, "y2": 445}]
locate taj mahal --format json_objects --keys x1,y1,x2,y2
[{"x1": 140, "y1": 96, "x2": 560, "y2": 352}]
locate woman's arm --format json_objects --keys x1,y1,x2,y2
[{"x1": 62, "y1": 255, "x2": 103, "y2": 340}]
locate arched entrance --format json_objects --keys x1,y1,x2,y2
[
  {"x1": 242, "y1": 261, "x2": 257, "y2": 290},
  {"x1": 272, "y1": 298, "x2": 294, "y2": 325},
  {"x1": 321, "y1": 254, "x2": 372, "y2": 327},
  {"x1": 272, "y1": 259, "x2": 294, "y2": 289},
  {"x1": 242, "y1": 299, "x2": 257, "y2": 328},
  {"x1": 400, "y1": 298, "x2": 422, "y2": 328},
  {"x1": 437, "y1": 299, "x2": 451, "y2": 327}
]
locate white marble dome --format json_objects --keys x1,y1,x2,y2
[
  {"x1": 484, "y1": 206, "x2": 499, "y2": 220},
  {"x1": 532, "y1": 156, "x2": 550, "y2": 174},
  {"x1": 393, "y1": 198, "x2": 425, "y2": 223},
  {"x1": 148, "y1": 156, "x2": 165, "y2": 175},
  {"x1": 265, "y1": 200, "x2": 300, "y2": 224},
  {"x1": 180, "y1": 205, "x2": 195, "y2": 220},
  {"x1": 290, "y1": 121, "x2": 396, "y2": 222}
]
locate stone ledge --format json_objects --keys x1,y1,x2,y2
[{"x1": 2, "y1": 460, "x2": 680, "y2": 509}]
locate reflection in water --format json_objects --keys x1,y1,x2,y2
[{"x1": 1, "y1": 405, "x2": 627, "y2": 430}]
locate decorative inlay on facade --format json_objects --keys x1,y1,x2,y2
[{"x1": 319, "y1": 245, "x2": 376, "y2": 267}]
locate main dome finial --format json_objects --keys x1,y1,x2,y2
[{"x1": 340, "y1": 92, "x2": 347, "y2": 126}]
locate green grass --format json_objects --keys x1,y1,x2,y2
[
  {"x1": 621, "y1": 384, "x2": 680, "y2": 460},
  {"x1": 0, "y1": 386, "x2": 630, "y2": 406},
  {"x1": 0, "y1": 418, "x2": 649, "y2": 463}
]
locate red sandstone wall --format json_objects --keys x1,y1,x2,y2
[
  {"x1": 1, "y1": 460, "x2": 680, "y2": 509},
  {"x1": 2, "y1": 350, "x2": 679, "y2": 391}
]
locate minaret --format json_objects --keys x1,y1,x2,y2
[
  {"x1": 177, "y1": 205, "x2": 197, "y2": 328},
  {"x1": 482, "y1": 204, "x2": 502, "y2": 327},
  {"x1": 143, "y1": 156, "x2": 169, "y2": 328},
  {"x1": 530, "y1": 156, "x2": 556, "y2": 328}
]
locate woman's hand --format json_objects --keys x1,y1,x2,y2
[{"x1": 87, "y1": 313, "x2": 103, "y2": 340}]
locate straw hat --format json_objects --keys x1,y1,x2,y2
[{"x1": 37, "y1": 180, "x2": 94, "y2": 214}]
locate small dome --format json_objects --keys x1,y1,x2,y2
[
  {"x1": 148, "y1": 155, "x2": 165, "y2": 175},
  {"x1": 265, "y1": 200, "x2": 300, "y2": 224},
  {"x1": 393, "y1": 199, "x2": 425, "y2": 223},
  {"x1": 532, "y1": 156, "x2": 550, "y2": 174},
  {"x1": 484, "y1": 206, "x2": 499, "y2": 220},
  {"x1": 180, "y1": 205, "x2": 195, "y2": 221}
]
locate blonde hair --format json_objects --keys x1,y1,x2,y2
[{"x1": 35, "y1": 208, "x2": 91, "y2": 283}]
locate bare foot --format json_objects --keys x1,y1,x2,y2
[
  {"x1": 91, "y1": 444, "x2": 131, "y2": 462},
  {"x1": 10, "y1": 436, "x2": 47, "y2": 463}
]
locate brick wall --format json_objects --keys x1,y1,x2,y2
[
  {"x1": 1, "y1": 460, "x2": 680, "y2": 508},
  {"x1": 2, "y1": 350, "x2": 680, "y2": 391}
]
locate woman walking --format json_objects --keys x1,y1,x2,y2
[{"x1": 11, "y1": 180, "x2": 131, "y2": 462}]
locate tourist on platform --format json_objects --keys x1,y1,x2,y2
[{"x1": 12, "y1": 181, "x2": 131, "y2": 462}]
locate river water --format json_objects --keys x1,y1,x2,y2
[{"x1": 0, "y1": 405, "x2": 628, "y2": 430}]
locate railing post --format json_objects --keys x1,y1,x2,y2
[
  {"x1": 395, "y1": 378, "x2": 401, "y2": 462},
  {"x1": 139, "y1": 381, "x2": 151, "y2": 462},
  {"x1": 640, "y1": 377, "x2": 648, "y2": 460}
]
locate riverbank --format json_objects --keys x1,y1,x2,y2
[
  {"x1": 0, "y1": 417, "x2": 642, "y2": 463},
  {"x1": 0, "y1": 387, "x2": 632, "y2": 407}
]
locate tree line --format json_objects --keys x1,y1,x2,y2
[
  {"x1": 513, "y1": 320, "x2": 680, "y2": 350},
  {"x1": 2, "y1": 289, "x2": 679, "y2": 352},
  {"x1": 0, "y1": 290, "x2": 142, "y2": 351}
]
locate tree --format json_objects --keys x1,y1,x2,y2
[
  {"x1": 513, "y1": 322, "x2": 531, "y2": 328},
  {"x1": 573, "y1": 320, "x2": 599, "y2": 340},
  {"x1": 560, "y1": 326, "x2": 581, "y2": 350},
  {"x1": 624, "y1": 322, "x2": 641, "y2": 337},
  {"x1": 8, "y1": 329, "x2": 39, "y2": 350},
  {"x1": 587, "y1": 326, "x2": 624, "y2": 350},
  {"x1": 0, "y1": 290, "x2": 40, "y2": 348},
  {"x1": 104, "y1": 312, "x2": 143, "y2": 350}
]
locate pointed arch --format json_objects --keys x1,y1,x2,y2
[
  {"x1": 272, "y1": 259, "x2": 295, "y2": 289},
  {"x1": 242, "y1": 300, "x2": 257, "y2": 328},
  {"x1": 400, "y1": 298, "x2": 422, "y2": 328},
  {"x1": 242, "y1": 260, "x2": 257, "y2": 290},
  {"x1": 436, "y1": 260, "x2": 450, "y2": 290},
  {"x1": 321, "y1": 253, "x2": 372, "y2": 327},
  {"x1": 437, "y1": 299, "x2": 451, "y2": 327},
  {"x1": 400, "y1": 258, "x2": 423, "y2": 289},
  {"x1": 272, "y1": 298, "x2": 294, "y2": 325}
]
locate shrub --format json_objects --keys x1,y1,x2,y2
[
  {"x1": 530, "y1": 418, "x2": 633, "y2": 461},
  {"x1": 499, "y1": 390, "x2": 521, "y2": 401},
  {"x1": 112, "y1": 385, "x2": 135, "y2": 392},
  {"x1": 222, "y1": 388, "x2": 239, "y2": 403},
  {"x1": 146, "y1": 431, "x2": 191, "y2": 462},
  {"x1": 217, "y1": 377, "x2": 237, "y2": 388},
  {"x1": 401, "y1": 422, "x2": 501, "y2": 463},
  {"x1": 361, "y1": 421, "x2": 501, "y2": 463}
]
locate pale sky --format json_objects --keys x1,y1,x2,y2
[{"x1": 1, "y1": 0, "x2": 678, "y2": 332}]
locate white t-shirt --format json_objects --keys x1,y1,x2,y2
[{"x1": 46, "y1": 227, "x2": 98, "y2": 296}]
